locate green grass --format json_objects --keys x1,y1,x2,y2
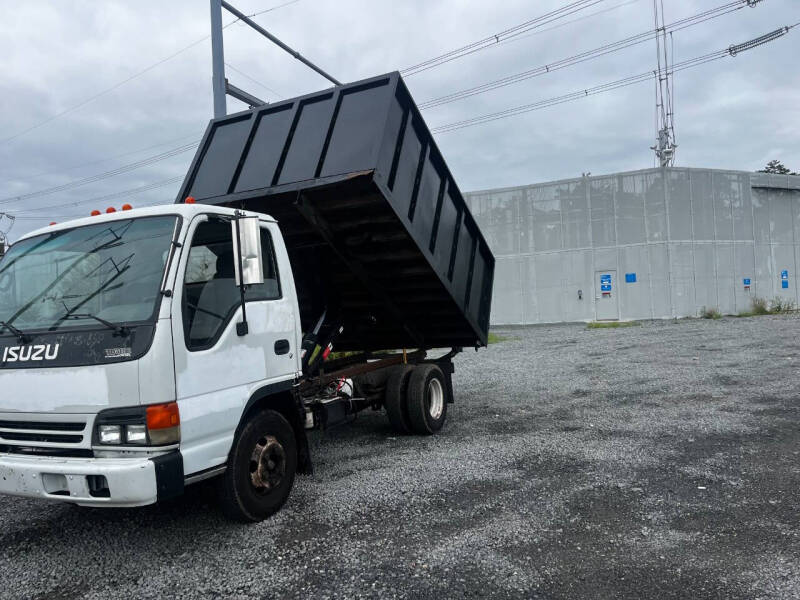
[
  {"x1": 737, "y1": 296, "x2": 797, "y2": 317},
  {"x1": 749, "y1": 297, "x2": 771, "y2": 316},
  {"x1": 700, "y1": 306, "x2": 722, "y2": 319},
  {"x1": 587, "y1": 321, "x2": 641, "y2": 329},
  {"x1": 770, "y1": 297, "x2": 797, "y2": 313},
  {"x1": 488, "y1": 332, "x2": 511, "y2": 344}
]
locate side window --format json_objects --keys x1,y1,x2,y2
[
  {"x1": 183, "y1": 218, "x2": 281, "y2": 350},
  {"x1": 250, "y1": 228, "x2": 281, "y2": 301}
]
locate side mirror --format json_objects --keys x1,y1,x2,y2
[{"x1": 232, "y1": 216, "x2": 264, "y2": 287}]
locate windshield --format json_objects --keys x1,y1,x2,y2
[{"x1": 0, "y1": 216, "x2": 178, "y2": 333}]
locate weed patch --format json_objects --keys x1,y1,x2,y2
[{"x1": 587, "y1": 321, "x2": 641, "y2": 329}]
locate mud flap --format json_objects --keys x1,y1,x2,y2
[{"x1": 151, "y1": 452, "x2": 184, "y2": 501}]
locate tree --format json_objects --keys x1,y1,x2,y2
[{"x1": 759, "y1": 159, "x2": 798, "y2": 175}]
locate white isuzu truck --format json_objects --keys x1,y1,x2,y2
[{"x1": 0, "y1": 73, "x2": 494, "y2": 521}]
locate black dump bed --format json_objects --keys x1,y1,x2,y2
[{"x1": 175, "y1": 72, "x2": 494, "y2": 351}]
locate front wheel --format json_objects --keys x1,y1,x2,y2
[{"x1": 217, "y1": 409, "x2": 297, "y2": 522}]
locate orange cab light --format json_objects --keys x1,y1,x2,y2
[
  {"x1": 91, "y1": 210, "x2": 101, "y2": 216},
  {"x1": 106, "y1": 207, "x2": 116, "y2": 213},
  {"x1": 121, "y1": 203, "x2": 133, "y2": 211},
  {"x1": 49, "y1": 222, "x2": 57, "y2": 226},
  {"x1": 184, "y1": 196, "x2": 196, "y2": 204},
  {"x1": 146, "y1": 402, "x2": 180, "y2": 430}
]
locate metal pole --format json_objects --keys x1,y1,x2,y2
[
  {"x1": 210, "y1": 0, "x2": 227, "y2": 118},
  {"x1": 225, "y1": 80, "x2": 266, "y2": 108},
  {"x1": 221, "y1": 0, "x2": 341, "y2": 86}
]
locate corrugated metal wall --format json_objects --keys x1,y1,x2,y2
[{"x1": 465, "y1": 167, "x2": 800, "y2": 324}]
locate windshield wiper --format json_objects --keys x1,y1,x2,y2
[
  {"x1": 59, "y1": 313, "x2": 130, "y2": 337},
  {"x1": 0, "y1": 320, "x2": 30, "y2": 343}
]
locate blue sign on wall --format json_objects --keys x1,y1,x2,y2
[
  {"x1": 625, "y1": 273, "x2": 636, "y2": 283},
  {"x1": 601, "y1": 283, "x2": 612, "y2": 292},
  {"x1": 781, "y1": 270, "x2": 789, "y2": 280},
  {"x1": 782, "y1": 281, "x2": 789, "y2": 289},
  {"x1": 743, "y1": 278, "x2": 751, "y2": 286},
  {"x1": 600, "y1": 274, "x2": 612, "y2": 283}
]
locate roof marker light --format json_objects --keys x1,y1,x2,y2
[
  {"x1": 122, "y1": 203, "x2": 133, "y2": 211},
  {"x1": 49, "y1": 222, "x2": 57, "y2": 226},
  {"x1": 106, "y1": 207, "x2": 116, "y2": 213},
  {"x1": 91, "y1": 210, "x2": 101, "y2": 216},
  {"x1": 185, "y1": 196, "x2": 196, "y2": 204}
]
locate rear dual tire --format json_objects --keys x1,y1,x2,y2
[{"x1": 385, "y1": 364, "x2": 447, "y2": 435}]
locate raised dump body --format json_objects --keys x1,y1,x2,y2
[{"x1": 175, "y1": 72, "x2": 494, "y2": 351}]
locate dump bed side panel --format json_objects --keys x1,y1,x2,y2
[{"x1": 176, "y1": 72, "x2": 494, "y2": 349}]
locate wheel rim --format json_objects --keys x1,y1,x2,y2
[
  {"x1": 249, "y1": 435, "x2": 286, "y2": 493},
  {"x1": 427, "y1": 378, "x2": 444, "y2": 420}
]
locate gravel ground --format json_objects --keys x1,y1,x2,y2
[{"x1": 2, "y1": 314, "x2": 799, "y2": 599}]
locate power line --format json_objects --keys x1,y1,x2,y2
[
  {"x1": 418, "y1": 0, "x2": 755, "y2": 110},
  {"x1": 0, "y1": 0, "x2": 300, "y2": 146},
  {"x1": 484, "y1": 0, "x2": 642, "y2": 49},
  {"x1": 431, "y1": 24, "x2": 794, "y2": 134},
  {"x1": 7, "y1": 176, "x2": 185, "y2": 218},
  {"x1": 0, "y1": 132, "x2": 200, "y2": 185},
  {"x1": 728, "y1": 25, "x2": 792, "y2": 54},
  {"x1": 0, "y1": 38, "x2": 209, "y2": 146},
  {"x1": 242, "y1": 0, "x2": 301, "y2": 19},
  {"x1": 15, "y1": 198, "x2": 169, "y2": 222},
  {"x1": 400, "y1": 0, "x2": 609, "y2": 77},
  {"x1": 0, "y1": 142, "x2": 199, "y2": 205},
  {"x1": 224, "y1": 62, "x2": 284, "y2": 99},
  {"x1": 431, "y1": 56, "x2": 719, "y2": 134}
]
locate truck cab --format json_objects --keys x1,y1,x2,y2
[{"x1": 0, "y1": 204, "x2": 308, "y2": 519}]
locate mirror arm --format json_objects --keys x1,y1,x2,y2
[{"x1": 233, "y1": 211, "x2": 249, "y2": 336}]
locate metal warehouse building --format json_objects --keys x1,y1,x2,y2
[{"x1": 465, "y1": 167, "x2": 800, "y2": 325}]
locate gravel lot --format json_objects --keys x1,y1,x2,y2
[{"x1": 2, "y1": 314, "x2": 799, "y2": 599}]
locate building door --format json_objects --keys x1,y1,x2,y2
[{"x1": 595, "y1": 269, "x2": 619, "y2": 320}]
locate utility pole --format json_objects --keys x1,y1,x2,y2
[
  {"x1": 208, "y1": 0, "x2": 341, "y2": 119},
  {"x1": 210, "y1": 0, "x2": 227, "y2": 119}
]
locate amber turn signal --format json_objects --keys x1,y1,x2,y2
[{"x1": 146, "y1": 402, "x2": 180, "y2": 430}]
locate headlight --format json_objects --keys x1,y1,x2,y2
[
  {"x1": 94, "y1": 402, "x2": 180, "y2": 446},
  {"x1": 98, "y1": 425, "x2": 122, "y2": 444},
  {"x1": 125, "y1": 424, "x2": 147, "y2": 444}
]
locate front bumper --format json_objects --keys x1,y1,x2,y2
[{"x1": 0, "y1": 452, "x2": 182, "y2": 507}]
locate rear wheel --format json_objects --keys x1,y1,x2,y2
[
  {"x1": 406, "y1": 364, "x2": 448, "y2": 435},
  {"x1": 384, "y1": 365, "x2": 414, "y2": 433},
  {"x1": 217, "y1": 409, "x2": 297, "y2": 522}
]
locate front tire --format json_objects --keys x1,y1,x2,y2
[
  {"x1": 217, "y1": 409, "x2": 297, "y2": 522},
  {"x1": 406, "y1": 364, "x2": 448, "y2": 435}
]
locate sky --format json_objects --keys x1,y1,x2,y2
[{"x1": 1, "y1": 0, "x2": 798, "y2": 241}]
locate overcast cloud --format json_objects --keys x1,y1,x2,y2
[{"x1": 1, "y1": 0, "x2": 798, "y2": 240}]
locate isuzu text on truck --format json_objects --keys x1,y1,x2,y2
[{"x1": 0, "y1": 73, "x2": 494, "y2": 521}]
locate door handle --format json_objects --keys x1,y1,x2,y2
[{"x1": 274, "y1": 339, "x2": 290, "y2": 355}]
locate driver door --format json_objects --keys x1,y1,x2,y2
[{"x1": 171, "y1": 214, "x2": 297, "y2": 476}]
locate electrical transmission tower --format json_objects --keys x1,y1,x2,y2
[
  {"x1": 0, "y1": 213, "x2": 15, "y2": 256},
  {"x1": 651, "y1": 0, "x2": 676, "y2": 167}
]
